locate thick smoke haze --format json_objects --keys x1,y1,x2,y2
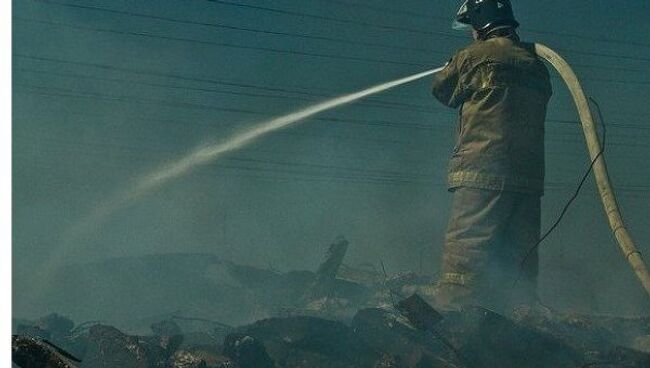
[{"x1": 12, "y1": 0, "x2": 650, "y2": 325}]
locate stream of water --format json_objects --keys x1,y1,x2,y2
[{"x1": 71, "y1": 66, "x2": 444, "y2": 239}]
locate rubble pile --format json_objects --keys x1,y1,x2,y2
[
  {"x1": 12, "y1": 304, "x2": 650, "y2": 368},
  {"x1": 13, "y1": 238, "x2": 650, "y2": 367}
]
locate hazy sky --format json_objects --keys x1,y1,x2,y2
[{"x1": 12, "y1": 0, "x2": 650, "y2": 317}]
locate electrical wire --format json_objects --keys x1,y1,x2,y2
[
  {"x1": 25, "y1": 0, "x2": 650, "y2": 70},
  {"x1": 199, "y1": 0, "x2": 650, "y2": 64},
  {"x1": 15, "y1": 16, "x2": 650, "y2": 87},
  {"x1": 13, "y1": 67, "x2": 442, "y2": 115},
  {"x1": 14, "y1": 54, "x2": 650, "y2": 127},
  {"x1": 13, "y1": 17, "x2": 427, "y2": 67},
  {"x1": 14, "y1": 137, "x2": 650, "y2": 194},
  {"x1": 18, "y1": 66, "x2": 650, "y2": 134},
  {"x1": 515, "y1": 97, "x2": 608, "y2": 287},
  {"x1": 13, "y1": 85, "x2": 440, "y2": 132},
  {"x1": 25, "y1": 0, "x2": 437, "y2": 54},
  {"x1": 314, "y1": 0, "x2": 650, "y2": 49},
  {"x1": 13, "y1": 54, "x2": 440, "y2": 109},
  {"x1": 14, "y1": 77, "x2": 650, "y2": 145}
]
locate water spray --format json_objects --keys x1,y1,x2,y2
[
  {"x1": 36, "y1": 66, "x2": 444, "y2": 302},
  {"x1": 68, "y1": 66, "x2": 445, "y2": 239},
  {"x1": 125, "y1": 67, "x2": 444, "y2": 203}
]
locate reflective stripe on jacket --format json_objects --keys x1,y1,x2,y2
[{"x1": 432, "y1": 37, "x2": 552, "y2": 195}]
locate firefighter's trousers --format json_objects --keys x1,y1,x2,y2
[{"x1": 438, "y1": 187, "x2": 541, "y2": 312}]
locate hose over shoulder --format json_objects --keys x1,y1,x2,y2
[{"x1": 534, "y1": 43, "x2": 650, "y2": 297}]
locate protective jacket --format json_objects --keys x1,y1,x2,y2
[{"x1": 432, "y1": 36, "x2": 552, "y2": 195}]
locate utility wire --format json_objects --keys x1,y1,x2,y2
[
  {"x1": 14, "y1": 54, "x2": 650, "y2": 131},
  {"x1": 13, "y1": 52, "x2": 650, "y2": 124},
  {"x1": 25, "y1": 0, "x2": 436, "y2": 54},
  {"x1": 14, "y1": 68, "x2": 612, "y2": 137},
  {"x1": 13, "y1": 17, "x2": 427, "y2": 67},
  {"x1": 199, "y1": 0, "x2": 650, "y2": 64},
  {"x1": 13, "y1": 139, "x2": 436, "y2": 186},
  {"x1": 14, "y1": 104, "x2": 650, "y2": 178},
  {"x1": 204, "y1": 0, "x2": 464, "y2": 39},
  {"x1": 14, "y1": 72, "x2": 650, "y2": 137},
  {"x1": 316, "y1": 0, "x2": 650, "y2": 49},
  {"x1": 8, "y1": 129, "x2": 619, "y2": 181},
  {"x1": 14, "y1": 85, "x2": 440, "y2": 132},
  {"x1": 13, "y1": 67, "x2": 442, "y2": 115},
  {"x1": 13, "y1": 133, "x2": 428, "y2": 179},
  {"x1": 515, "y1": 97, "x2": 608, "y2": 288},
  {"x1": 15, "y1": 16, "x2": 650, "y2": 86},
  {"x1": 14, "y1": 103, "x2": 650, "y2": 191},
  {"x1": 16, "y1": 129, "x2": 650, "y2": 189},
  {"x1": 14, "y1": 69, "x2": 650, "y2": 147},
  {"x1": 15, "y1": 3, "x2": 650, "y2": 73},
  {"x1": 15, "y1": 139, "x2": 650, "y2": 194},
  {"x1": 30, "y1": 0, "x2": 650, "y2": 67},
  {"x1": 14, "y1": 92, "x2": 650, "y2": 187},
  {"x1": 8, "y1": 85, "x2": 624, "y2": 145},
  {"x1": 12, "y1": 52, "x2": 447, "y2": 108}
]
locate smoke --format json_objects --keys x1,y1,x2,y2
[
  {"x1": 21, "y1": 67, "x2": 445, "y2": 303},
  {"x1": 69, "y1": 67, "x2": 444, "y2": 239}
]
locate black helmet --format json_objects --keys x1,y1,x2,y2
[{"x1": 453, "y1": 0, "x2": 519, "y2": 32}]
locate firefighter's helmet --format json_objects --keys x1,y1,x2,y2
[{"x1": 452, "y1": 0, "x2": 520, "y2": 32}]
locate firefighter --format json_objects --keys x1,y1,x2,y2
[{"x1": 430, "y1": 0, "x2": 553, "y2": 312}]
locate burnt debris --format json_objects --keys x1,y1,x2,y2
[{"x1": 13, "y1": 238, "x2": 650, "y2": 367}]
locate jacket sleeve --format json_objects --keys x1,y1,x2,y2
[{"x1": 431, "y1": 54, "x2": 467, "y2": 109}]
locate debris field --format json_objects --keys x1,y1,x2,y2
[{"x1": 13, "y1": 238, "x2": 650, "y2": 368}]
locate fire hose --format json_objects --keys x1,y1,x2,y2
[{"x1": 535, "y1": 43, "x2": 650, "y2": 297}]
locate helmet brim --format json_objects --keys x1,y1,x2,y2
[{"x1": 452, "y1": 19, "x2": 473, "y2": 31}]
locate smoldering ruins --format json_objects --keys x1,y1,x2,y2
[
  {"x1": 12, "y1": 237, "x2": 650, "y2": 367},
  {"x1": 12, "y1": 0, "x2": 650, "y2": 367}
]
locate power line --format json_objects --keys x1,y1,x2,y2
[
  {"x1": 14, "y1": 134, "x2": 433, "y2": 180},
  {"x1": 14, "y1": 54, "x2": 348, "y2": 98},
  {"x1": 517, "y1": 97, "x2": 609, "y2": 288},
  {"x1": 26, "y1": 0, "x2": 436, "y2": 54},
  {"x1": 13, "y1": 104, "x2": 408, "y2": 147},
  {"x1": 13, "y1": 67, "x2": 441, "y2": 115},
  {"x1": 204, "y1": 0, "x2": 463, "y2": 39},
  {"x1": 13, "y1": 103, "x2": 649, "y2": 173},
  {"x1": 13, "y1": 54, "x2": 450, "y2": 112},
  {"x1": 14, "y1": 111, "x2": 428, "y2": 168},
  {"x1": 14, "y1": 105, "x2": 647, "y2": 173},
  {"x1": 13, "y1": 138, "x2": 650, "y2": 193},
  {"x1": 18, "y1": 2, "x2": 650, "y2": 73},
  {"x1": 316, "y1": 0, "x2": 650, "y2": 49},
  {"x1": 13, "y1": 85, "x2": 440, "y2": 132},
  {"x1": 4, "y1": 54, "x2": 577, "y2": 113},
  {"x1": 14, "y1": 67, "x2": 650, "y2": 144},
  {"x1": 16, "y1": 156, "x2": 650, "y2": 196},
  {"x1": 16, "y1": 2, "x2": 650, "y2": 129},
  {"x1": 13, "y1": 62, "x2": 650, "y2": 135},
  {"x1": 15, "y1": 155, "x2": 426, "y2": 187},
  {"x1": 15, "y1": 16, "x2": 650, "y2": 87},
  {"x1": 14, "y1": 136, "x2": 429, "y2": 179},
  {"x1": 15, "y1": 129, "x2": 650, "y2": 188},
  {"x1": 14, "y1": 83, "x2": 650, "y2": 153},
  {"x1": 13, "y1": 138, "x2": 436, "y2": 186},
  {"x1": 18, "y1": 54, "x2": 650, "y2": 131},
  {"x1": 199, "y1": 0, "x2": 650, "y2": 64},
  {"x1": 15, "y1": 54, "x2": 650, "y2": 131},
  {"x1": 12, "y1": 108, "x2": 447, "y2": 169},
  {"x1": 14, "y1": 17, "x2": 428, "y2": 67},
  {"x1": 26, "y1": 68, "x2": 644, "y2": 136},
  {"x1": 2, "y1": 84, "x2": 603, "y2": 140}
]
